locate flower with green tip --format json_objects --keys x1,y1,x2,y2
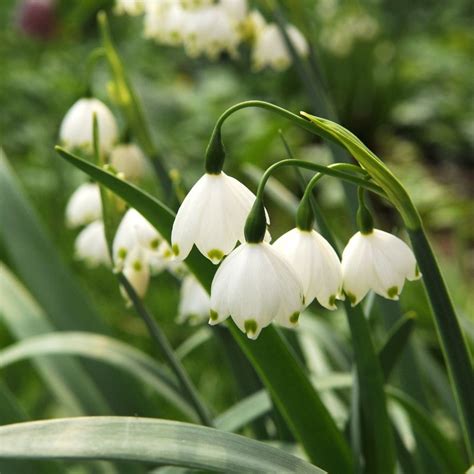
[
  {"x1": 177, "y1": 275, "x2": 211, "y2": 325},
  {"x1": 273, "y1": 228, "x2": 343, "y2": 310},
  {"x1": 209, "y1": 241, "x2": 304, "y2": 339},
  {"x1": 110, "y1": 143, "x2": 146, "y2": 182},
  {"x1": 171, "y1": 172, "x2": 269, "y2": 264},
  {"x1": 341, "y1": 229, "x2": 421, "y2": 306},
  {"x1": 59, "y1": 98, "x2": 118, "y2": 154},
  {"x1": 120, "y1": 246, "x2": 150, "y2": 302}
]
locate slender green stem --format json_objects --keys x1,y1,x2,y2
[
  {"x1": 255, "y1": 158, "x2": 385, "y2": 199},
  {"x1": 117, "y1": 273, "x2": 214, "y2": 427},
  {"x1": 83, "y1": 48, "x2": 106, "y2": 97},
  {"x1": 408, "y1": 228, "x2": 474, "y2": 460}
]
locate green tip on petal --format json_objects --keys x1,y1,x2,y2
[
  {"x1": 118, "y1": 247, "x2": 127, "y2": 260},
  {"x1": 329, "y1": 294, "x2": 337, "y2": 308},
  {"x1": 207, "y1": 249, "x2": 224, "y2": 263},
  {"x1": 150, "y1": 238, "x2": 161, "y2": 250},
  {"x1": 346, "y1": 291, "x2": 357, "y2": 306},
  {"x1": 415, "y1": 264, "x2": 422, "y2": 279},
  {"x1": 132, "y1": 260, "x2": 142, "y2": 271},
  {"x1": 244, "y1": 319, "x2": 258, "y2": 337},
  {"x1": 387, "y1": 286, "x2": 399, "y2": 299},
  {"x1": 289, "y1": 312, "x2": 300, "y2": 324},
  {"x1": 172, "y1": 244, "x2": 180, "y2": 256},
  {"x1": 209, "y1": 309, "x2": 218, "y2": 322}
]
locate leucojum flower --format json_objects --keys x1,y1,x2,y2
[{"x1": 171, "y1": 172, "x2": 269, "y2": 264}]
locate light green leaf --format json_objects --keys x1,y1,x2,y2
[
  {"x1": 55, "y1": 146, "x2": 354, "y2": 473},
  {"x1": 0, "y1": 417, "x2": 325, "y2": 473},
  {"x1": 0, "y1": 332, "x2": 196, "y2": 421},
  {"x1": 0, "y1": 264, "x2": 109, "y2": 415},
  {"x1": 388, "y1": 388, "x2": 465, "y2": 473}
]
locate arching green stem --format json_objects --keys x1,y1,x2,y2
[
  {"x1": 356, "y1": 188, "x2": 375, "y2": 234},
  {"x1": 255, "y1": 159, "x2": 385, "y2": 199},
  {"x1": 83, "y1": 48, "x2": 106, "y2": 97}
]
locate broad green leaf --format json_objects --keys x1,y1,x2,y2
[
  {"x1": 379, "y1": 315, "x2": 415, "y2": 380},
  {"x1": 0, "y1": 332, "x2": 196, "y2": 422},
  {"x1": 0, "y1": 264, "x2": 109, "y2": 415},
  {"x1": 388, "y1": 388, "x2": 465, "y2": 473},
  {"x1": 0, "y1": 417, "x2": 325, "y2": 473},
  {"x1": 56, "y1": 146, "x2": 354, "y2": 473},
  {"x1": 0, "y1": 150, "x2": 153, "y2": 417}
]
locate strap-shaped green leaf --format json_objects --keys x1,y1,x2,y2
[
  {"x1": 0, "y1": 417, "x2": 325, "y2": 473},
  {"x1": 0, "y1": 332, "x2": 196, "y2": 422},
  {"x1": 55, "y1": 146, "x2": 353, "y2": 473}
]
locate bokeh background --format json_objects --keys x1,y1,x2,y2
[{"x1": 0, "y1": 0, "x2": 473, "y2": 436}]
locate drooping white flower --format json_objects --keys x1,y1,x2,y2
[
  {"x1": 177, "y1": 275, "x2": 211, "y2": 324},
  {"x1": 65, "y1": 183, "x2": 102, "y2": 228},
  {"x1": 120, "y1": 245, "x2": 150, "y2": 301},
  {"x1": 59, "y1": 98, "x2": 119, "y2": 153},
  {"x1": 252, "y1": 23, "x2": 309, "y2": 71},
  {"x1": 115, "y1": 0, "x2": 145, "y2": 16},
  {"x1": 110, "y1": 143, "x2": 147, "y2": 181},
  {"x1": 341, "y1": 229, "x2": 421, "y2": 306},
  {"x1": 171, "y1": 172, "x2": 269, "y2": 264},
  {"x1": 273, "y1": 228, "x2": 343, "y2": 310},
  {"x1": 210, "y1": 242, "x2": 304, "y2": 339},
  {"x1": 113, "y1": 208, "x2": 162, "y2": 269},
  {"x1": 74, "y1": 221, "x2": 111, "y2": 267}
]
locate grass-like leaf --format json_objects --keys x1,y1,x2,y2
[
  {"x1": 0, "y1": 332, "x2": 196, "y2": 422},
  {"x1": 0, "y1": 417, "x2": 325, "y2": 473}
]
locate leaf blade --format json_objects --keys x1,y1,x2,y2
[{"x1": 0, "y1": 417, "x2": 325, "y2": 473}]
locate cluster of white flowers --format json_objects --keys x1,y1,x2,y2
[
  {"x1": 115, "y1": 0, "x2": 309, "y2": 70},
  {"x1": 60, "y1": 96, "x2": 179, "y2": 302},
  {"x1": 171, "y1": 171, "x2": 421, "y2": 339}
]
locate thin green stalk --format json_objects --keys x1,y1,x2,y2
[
  {"x1": 97, "y1": 11, "x2": 172, "y2": 199},
  {"x1": 117, "y1": 273, "x2": 214, "y2": 427},
  {"x1": 408, "y1": 228, "x2": 474, "y2": 460},
  {"x1": 255, "y1": 158, "x2": 385, "y2": 198}
]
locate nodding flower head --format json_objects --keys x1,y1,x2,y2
[
  {"x1": 209, "y1": 241, "x2": 304, "y2": 339},
  {"x1": 65, "y1": 183, "x2": 102, "y2": 228},
  {"x1": 273, "y1": 228, "x2": 343, "y2": 310},
  {"x1": 171, "y1": 172, "x2": 269, "y2": 264},
  {"x1": 74, "y1": 220, "x2": 110, "y2": 268},
  {"x1": 59, "y1": 97, "x2": 118, "y2": 154},
  {"x1": 342, "y1": 229, "x2": 421, "y2": 306}
]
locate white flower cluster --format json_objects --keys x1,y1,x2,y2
[
  {"x1": 171, "y1": 171, "x2": 421, "y2": 339},
  {"x1": 60, "y1": 97, "x2": 179, "y2": 301},
  {"x1": 115, "y1": 0, "x2": 309, "y2": 70}
]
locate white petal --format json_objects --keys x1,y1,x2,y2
[
  {"x1": 341, "y1": 232, "x2": 373, "y2": 306},
  {"x1": 74, "y1": 221, "x2": 110, "y2": 267},
  {"x1": 110, "y1": 143, "x2": 146, "y2": 181},
  {"x1": 121, "y1": 246, "x2": 150, "y2": 300},
  {"x1": 59, "y1": 98, "x2": 118, "y2": 153},
  {"x1": 65, "y1": 183, "x2": 102, "y2": 228},
  {"x1": 178, "y1": 275, "x2": 211, "y2": 324}
]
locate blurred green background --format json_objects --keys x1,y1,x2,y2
[{"x1": 0, "y1": 0, "x2": 472, "y2": 432}]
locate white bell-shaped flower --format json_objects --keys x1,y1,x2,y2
[
  {"x1": 252, "y1": 23, "x2": 308, "y2": 71},
  {"x1": 120, "y1": 245, "x2": 150, "y2": 301},
  {"x1": 74, "y1": 221, "x2": 111, "y2": 267},
  {"x1": 273, "y1": 228, "x2": 343, "y2": 310},
  {"x1": 113, "y1": 208, "x2": 162, "y2": 269},
  {"x1": 342, "y1": 229, "x2": 421, "y2": 306},
  {"x1": 110, "y1": 143, "x2": 146, "y2": 181},
  {"x1": 177, "y1": 275, "x2": 211, "y2": 324},
  {"x1": 171, "y1": 172, "x2": 269, "y2": 264},
  {"x1": 210, "y1": 242, "x2": 304, "y2": 339},
  {"x1": 65, "y1": 183, "x2": 102, "y2": 228},
  {"x1": 59, "y1": 98, "x2": 118, "y2": 153}
]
